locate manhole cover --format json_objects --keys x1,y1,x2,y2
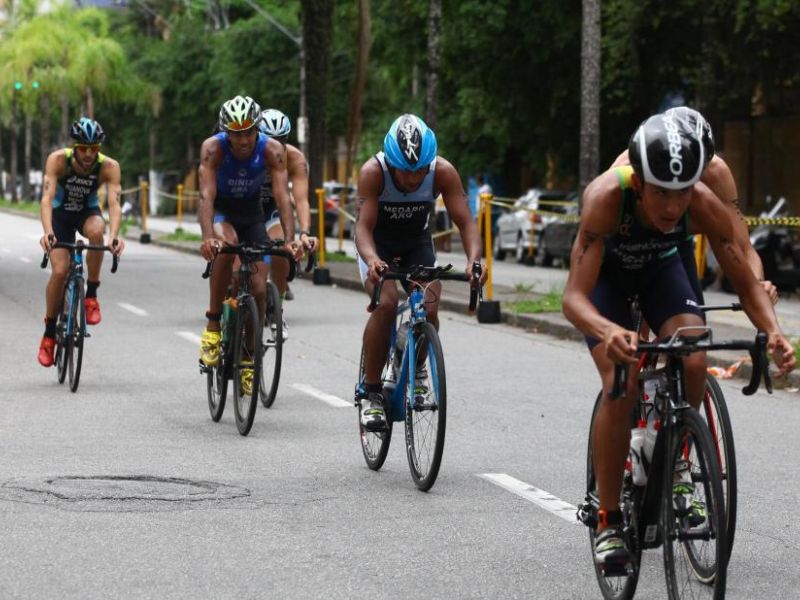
[{"x1": 0, "y1": 475, "x2": 251, "y2": 512}]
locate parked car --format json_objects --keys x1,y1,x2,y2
[
  {"x1": 322, "y1": 181, "x2": 356, "y2": 236},
  {"x1": 493, "y1": 188, "x2": 571, "y2": 263},
  {"x1": 535, "y1": 192, "x2": 580, "y2": 267}
]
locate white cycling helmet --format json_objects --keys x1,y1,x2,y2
[
  {"x1": 260, "y1": 108, "x2": 291, "y2": 138},
  {"x1": 218, "y1": 95, "x2": 261, "y2": 132}
]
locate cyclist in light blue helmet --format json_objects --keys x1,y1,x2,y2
[{"x1": 353, "y1": 113, "x2": 486, "y2": 431}]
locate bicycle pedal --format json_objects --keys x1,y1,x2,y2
[{"x1": 576, "y1": 501, "x2": 597, "y2": 528}]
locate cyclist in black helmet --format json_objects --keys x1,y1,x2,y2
[
  {"x1": 37, "y1": 117, "x2": 125, "y2": 368},
  {"x1": 611, "y1": 106, "x2": 778, "y2": 304},
  {"x1": 563, "y1": 111, "x2": 795, "y2": 571}
]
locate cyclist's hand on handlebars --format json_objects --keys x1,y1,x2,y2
[
  {"x1": 466, "y1": 261, "x2": 487, "y2": 286},
  {"x1": 40, "y1": 232, "x2": 56, "y2": 252},
  {"x1": 761, "y1": 280, "x2": 778, "y2": 305},
  {"x1": 603, "y1": 325, "x2": 638, "y2": 365},
  {"x1": 367, "y1": 259, "x2": 388, "y2": 284},
  {"x1": 287, "y1": 239, "x2": 304, "y2": 260},
  {"x1": 300, "y1": 233, "x2": 318, "y2": 252},
  {"x1": 200, "y1": 237, "x2": 223, "y2": 262},
  {"x1": 110, "y1": 238, "x2": 125, "y2": 256},
  {"x1": 767, "y1": 332, "x2": 796, "y2": 377}
]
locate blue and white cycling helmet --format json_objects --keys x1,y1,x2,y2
[
  {"x1": 628, "y1": 111, "x2": 705, "y2": 190},
  {"x1": 383, "y1": 114, "x2": 437, "y2": 172},
  {"x1": 70, "y1": 117, "x2": 106, "y2": 144},
  {"x1": 260, "y1": 109, "x2": 291, "y2": 138}
]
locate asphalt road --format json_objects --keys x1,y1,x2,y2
[{"x1": 1, "y1": 212, "x2": 799, "y2": 599}]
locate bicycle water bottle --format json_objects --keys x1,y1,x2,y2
[
  {"x1": 643, "y1": 415, "x2": 660, "y2": 464},
  {"x1": 392, "y1": 322, "x2": 409, "y2": 373},
  {"x1": 629, "y1": 423, "x2": 647, "y2": 486},
  {"x1": 221, "y1": 298, "x2": 237, "y2": 344}
]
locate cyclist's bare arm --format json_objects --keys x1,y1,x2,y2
[
  {"x1": 266, "y1": 138, "x2": 296, "y2": 247},
  {"x1": 562, "y1": 172, "x2": 636, "y2": 364},
  {"x1": 39, "y1": 151, "x2": 67, "y2": 251},
  {"x1": 436, "y1": 158, "x2": 484, "y2": 282},
  {"x1": 690, "y1": 184, "x2": 795, "y2": 373},
  {"x1": 101, "y1": 158, "x2": 125, "y2": 254},
  {"x1": 198, "y1": 137, "x2": 223, "y2": 260},
  {"x1": 286, "y1": 144, "x2": 315, "y2": 249},
  {"x1": 354, "y1": 159, "x2": 385, "y2": 283}
]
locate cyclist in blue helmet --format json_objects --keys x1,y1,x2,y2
[
  {"x1": 353, "y1": 114, "x2": 486, "y2": 431},
  {"x1": 37, "y1": 117, "x2": 125, "y2": 367},
  {"x1": 563, "y1": 111, "x2": 795, "y2": 571},
  {"x1": 610, "y1": 106, "x2": 777, "y2": 304}
]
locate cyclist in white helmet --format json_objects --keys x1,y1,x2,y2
[{"x1": 258, "y1": 109, "x2": 318, "y2": 323}]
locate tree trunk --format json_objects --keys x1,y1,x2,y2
[
  {"x1": 301, "y1": 0, "x2": 334, "y2": 198},
  {"x1": 61, "y1": 96, "x2": 70, "y2": 146},
  {"x1": 345, "y1": 0, "x2": 371, "y2": 185},
  {"x1": 579, "y1": 0, "x2": 601, "y2": 202},
  {"x1": 85, "y1": 87, "x2": 95, "y2": 119},
  {"x1": 40, "y1": 94, "x2": 51, "y2": 173},
  {"x1": 23, "y1": 111, "x2": 32, "y2": 200},
  {"x1": 425, "y1": 0, "x2": 442, "y2": 129},
  {"x1": 10, "y1": 96, "x2": 19, "y2": 202}
]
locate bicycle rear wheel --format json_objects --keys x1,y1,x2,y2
[
  {"x1": 232, "y1": 296, "x2": 262, "y2": 436},
  {"x1": 260, "y1": 281, "x2": 283, "y2": 408},
  {"x1": 357, "y1": 343, "x2": 392, "y2": 470},
  {"x1": 702, "y1": 374, "x2": 737, "y2": 558},
  {"x1": 68, "y1": 282, "x2": 85, "y2": 393},
  {"x1": 404, "y1": 321, "x2": 446, "y2": 491},
  {"x1": 55, "y1": 288, "x2": 70, "y2": 384},
  {"x1": 662, "y1": 409, "x2": 727, "y2": 599},
  {"x1": 586, "y1": 392, "x2": 641, "y2": 600}
]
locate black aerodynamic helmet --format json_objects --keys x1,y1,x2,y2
[
  {"x1": 666, "y1": 106, "x2": 715, "y2": 166},
  {"x1": 628, "y1": 110, "x2": 706, "y2": 190}
]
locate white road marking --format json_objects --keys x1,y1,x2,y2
[
  {"x1": 292, "y1": 383, "x2": 351, "y2": 408},
  {"x1": 117, "y1": 302, "x2": 148, "y2": 317},
  {"x1": 19, "y1": 256, "x2": 31, "y2": 263},
  {"x1": 479, "y1": 473, "x2": 578, "y2": 524},
  {"x1": 176, "y1": 331, "x2": 202, "y2": 345}
]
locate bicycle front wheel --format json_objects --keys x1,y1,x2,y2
[
  {"x1": 404, "y1": 321, "x2": 446, "y2": 491},
  {"x1": 68, "y1": 282, "x2": 86, "y2": 393},
  {"x1": 260, "y1": 281, "x2": 283, "y2": 408},
  {"x1": 702, "y1": 374, "x2": 737, "y2": 558},
  {"x1": 232, "y1": 296, "x2": 262, "y2": 436},
  {"x1": 206, "y1": 331, "x2": 228, "y2": 422},
  {"x1": 55, "y1": 288, "x2": 70, "y2": 385},
  {"x1": 357, "y1": 343, "x2": 392, "y2": 470},
  {"x1": 586, "y1": 392, "x2": 641, "y2": 600},
  {"x1": 662, "y1": 409, "x2": 727, "y2": 599}
]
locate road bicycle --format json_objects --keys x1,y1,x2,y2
[
  {"x1": 578, "y1": 308, "x2": 772, "y2": 599},
  {"x1": 40, "y1": 238, "x2": 119, "y2": 393},
  {"x1": 200, "y1": 241, "x2": 295, "y2": 436},
  {"x1": 260, "y1": 250, "x2": 316, "y2": 409},
  {"x1": 355, "y1": 262, "x2": 481, "y2": 491}
]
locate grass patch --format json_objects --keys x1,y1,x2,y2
[
  {"x1": 323, "y1": 251, "x2": 356, "y2": 263},
  {"x1": 0, "y1": 198, "x2": 39, "y2": 214},
  {"x1": 793, "y1": 338, "x2": 800, "y2": 362},
  {"x1": 162, "y1": 228, "x2": 202, "y2": 242},
  {"x1": 505, "y1": 290, "x2": 563, "y2": 313},
  {"x1": 513, "y1": 281, "x2": 535, "y2": 293}
]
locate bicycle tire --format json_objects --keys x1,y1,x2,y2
[
  {"x1": 586, "y1": 392, "x2": 641, "y2": 600},
  {"x1": 55, "y1": 288, "x2": 70, "y2": 385},
  {"x1": 662, "y1": 409, "x2": 727, "y2": 599},
  {"x1": 206, "y1": 325, "x2": 229, "y2": 422},
  {"x1": 232, "y1": 296, "x2": 261, "y2": 436},
  {"x1": 260, "y1": 281, "x2": 283, "y2": 408},
  {"x1": 405, "y1": 321, "x2": 446, "y2": 492},
  {"x1": 68, "y1": 282, "x2": 85, "y2": 393},
  {"x1": 702, "y1": 373, "x2": 737, "y2": 558},
  {"x1": 357, "y1": 342, "x2": 392, "y2": 470}
]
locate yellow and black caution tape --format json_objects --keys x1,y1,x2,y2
[{"x1": 744, "y1": 216, "x2": 800, "y2": 228}]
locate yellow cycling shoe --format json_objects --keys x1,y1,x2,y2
[
  {"x1": 239, "y1": 359, "x2": 254, "y2": 396},
  {"x1": 200, "y1": 328, "x2": 221, "y2": 367}
]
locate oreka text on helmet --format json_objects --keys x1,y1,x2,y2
[{"x1": 661, "y1": 111, "x2": 684, "y2": 179}]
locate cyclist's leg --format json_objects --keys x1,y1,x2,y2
[
  {"x1": 265, "y1": 211, "x2": 290, "y2": 296},
  {"x1": 238, "y1": 220, "x2": 268, "y2": 324},
  {"x1": 207, "y1": 219, "x2": 238, "y2": 330},
  {"x1": 81, "y1": 211, "x2": 106, "y2": 284},
  {"x1": 642, "y1": 254, "x2": 706, "y2": 408}
]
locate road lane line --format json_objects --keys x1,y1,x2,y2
[
  {"x1": 479, "y1": 473, "x2": 578, "y2": 524},
  {"x1": 292, "y1": 384, "x2": 351, "y2": 408},
  {"x1": 176, "y1": 331, "x2": 202, "y2": 344},
  {"x1": 19, "y1": 256, "x2": 31, "y2": 263},
  {"x1": 118, "y1": 302, "x2": 148, "y2": 317}
]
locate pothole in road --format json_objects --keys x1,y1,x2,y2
[{"x1": 0, "y1": 475, "x2": 251, "y2": 512}]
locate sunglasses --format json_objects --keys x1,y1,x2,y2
[
  {"x1": 74, "y1": 143, "x2": 101, "y2": 152},
  {"x1": 225, "y1": 118, "x2": 255, "y2": 132}
]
